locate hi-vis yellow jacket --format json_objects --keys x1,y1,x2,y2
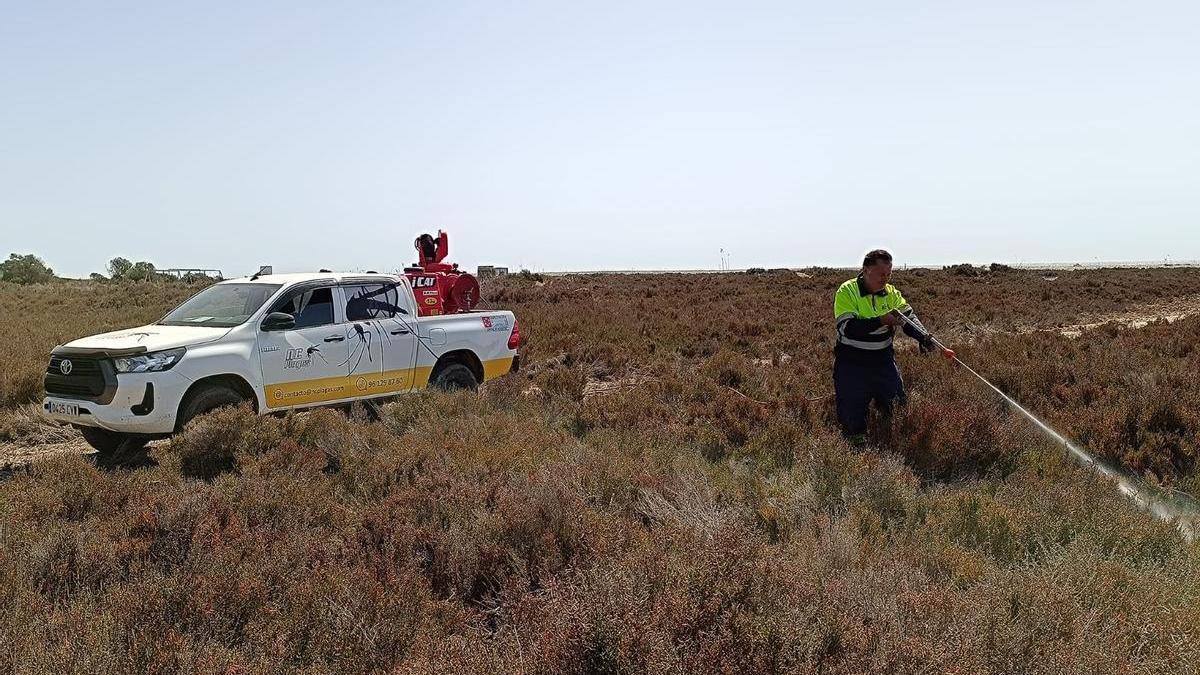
[{"x1": 833, "y1": 275, "x2": 928, "y2": 360}]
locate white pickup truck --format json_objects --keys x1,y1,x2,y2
[{"x1": 43, "y1": 272, "x2": 520, "y2": 454}]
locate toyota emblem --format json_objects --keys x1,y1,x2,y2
[{"x1": 59, "y1": 359, "x2": 73, "y2": 375}]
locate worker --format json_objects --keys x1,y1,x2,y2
[{"x1": 833, "y1": 249, "x2": 943, "y2": 445}]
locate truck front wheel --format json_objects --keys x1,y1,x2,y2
[
  {"x1": 176, "y1": 384, "x2": 248, "y2": 431},
  {"x1": 77, "y1": 425, "x2": 148, "y2": 455},
  {"x1": 431, "y1": 363, "x2": 479, "y2": 392}
]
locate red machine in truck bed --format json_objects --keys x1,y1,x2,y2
[{"x1": 403, "y1": 231, "x2": 481, "y2": 317}]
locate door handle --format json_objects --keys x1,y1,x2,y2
[
  {"x1": 390, "y1": 328, "x2": 410, "y2": 335},
  {"x1": 324, "y1": 335, "x2": 346, "y2": 342}
]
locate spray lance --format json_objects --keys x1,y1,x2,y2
[{"x1": 889, "y1": 310, "x2": 1199, "y2": 541}]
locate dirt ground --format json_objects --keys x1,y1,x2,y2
[{"x1": 0, "y1": 438, "x2": 90, "y2": 473}]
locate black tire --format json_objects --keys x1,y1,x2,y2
[
  {"x1": 78, "y1": 425, "x2": 147, "y2": 454},
  {"x1": 431, "y1": 363, "x2": 479, "y2": 392},
  {"x1": 176, "y1": 384, "x2": 247, "y2": 431}
]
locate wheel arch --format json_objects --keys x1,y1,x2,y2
[
  {"x1": 176, "y1": 373, "x2": 259, "y2": 428},
  {"x1": 430, "y1": 349, "x2": 483, "y2": 385}
]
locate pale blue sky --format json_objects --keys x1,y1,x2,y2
[{"x1": 3, "y1": 1, "x2": 1198, "y2": 277}]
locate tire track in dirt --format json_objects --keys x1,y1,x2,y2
[
  {"x1": 1031, "y1": 294, "x2": 1200, "y2": 338},
  {"x1": 0, "y1": 438, "x2": 92, "y2": 477},
  {"x1": 1, "y1": 438, "x2": 171, "y2": 479},
  {"x1": 946, "y1": 294, "x2": 1200, "y2": 344}
]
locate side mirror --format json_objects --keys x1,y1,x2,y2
[{"x1": 261, "y1": 312, "x2": 296, "y2": 331}]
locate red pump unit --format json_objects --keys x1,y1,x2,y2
[{"x1": 403, "y1": 230, "x2": 481, "y2": 316}]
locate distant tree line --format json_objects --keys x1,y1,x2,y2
[
  {"x1": 103, "y1": 256, "x2": 163, "y2": 281},
  {"x1": 1, "y1": 252, "x2": 216, "y2": 285},
  {"x1": 0, "y1": 253, "x2": 55, "y2": 284}
]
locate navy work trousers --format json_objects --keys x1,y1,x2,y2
[{"x1": 833, "y1": 356, "x2": 906, "y2": 437}]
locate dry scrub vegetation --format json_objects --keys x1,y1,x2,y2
[
  {"x1": 2, "y1": 267, "x2": 1200, "y2": 673},
  {"x1": 0, "y1": 280, "x2": 201, "y2": 408}
]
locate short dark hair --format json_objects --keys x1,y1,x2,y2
[{"x1": 863, "y1": 249, "x2": 892, "y2": 267}]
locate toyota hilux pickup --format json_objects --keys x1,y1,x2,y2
[{"x1": 42, "y1": 272, "x2": 520, "y2": 454}]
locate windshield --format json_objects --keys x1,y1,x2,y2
[{"x1": 159, "y1": 283, "x2": 282, "y2": 327}]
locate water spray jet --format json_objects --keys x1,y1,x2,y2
[{"x1": 895, "y1": 312, "x2": 1200, "y2": 541}]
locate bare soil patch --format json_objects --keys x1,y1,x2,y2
[{"x1": 0, "y1": 438, "x2": 91, "y2": 472}]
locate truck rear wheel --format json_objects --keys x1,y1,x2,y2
[
  {"x1": 77, "y1": 425, "x2": 148, "y2": 455},
  {"x1": 431, "y1": 363, "x2": 479, "y2": 392},
  {"x1": 176, "y1": 384, "x2": 247, "y2": 431}
]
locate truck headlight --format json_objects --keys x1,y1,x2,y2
[{"x1": 113, "y1": 347, "x2": 186, "y2": 373}]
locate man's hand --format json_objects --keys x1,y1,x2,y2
[
  {"x1": 918, "y1": 335, "x2": 936, "y2": 354},
  {"x1": 879, "y1": 311, "x2": 903, "y2": 327}
]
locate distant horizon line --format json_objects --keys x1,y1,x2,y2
[
  {"x1": 43, "y1": 258, "x2": 1200, "y2": 280},
  {"x1": 532, "y1": 259, "x2": 1200, "y2": 275}
]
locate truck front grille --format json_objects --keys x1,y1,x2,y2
[{"x1": 45, "y1": 356, "x2": 113, "y2": 401}]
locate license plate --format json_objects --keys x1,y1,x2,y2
[{"x1": 49, "y1": 401, "x2": 79, "y2": 416}]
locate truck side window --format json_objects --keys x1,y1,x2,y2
[
  {"x1": 344, "y1": 284, "x2": 402, "y2": 321},
  {"x1": 271, "y1": 287, "x2": 334, "y2": 329}
]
